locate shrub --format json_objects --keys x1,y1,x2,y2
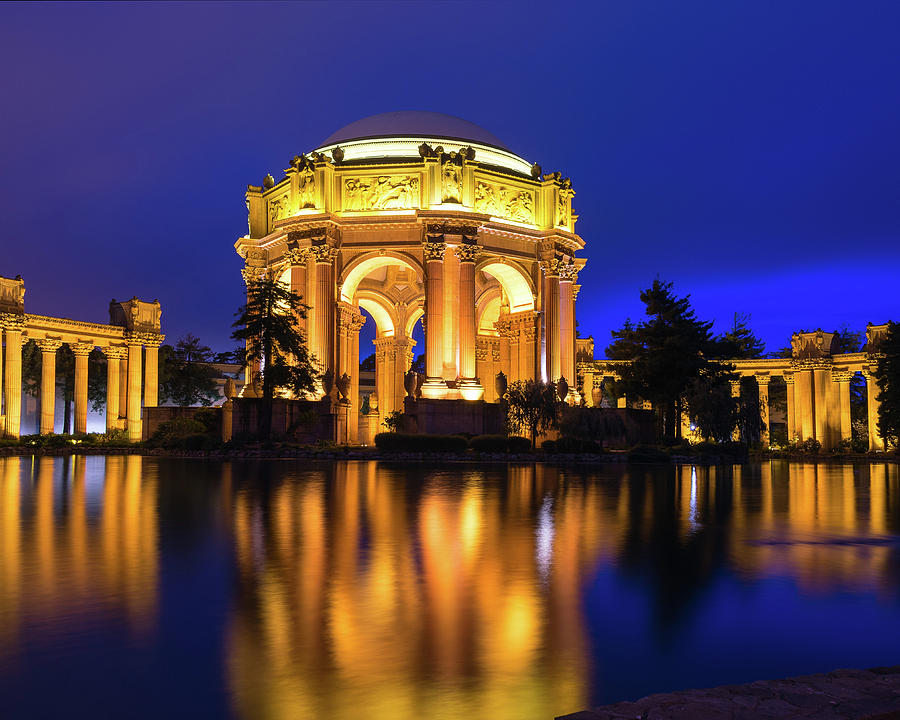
[
  {"x1": 544, "y1": 436, "x2": 604, "y2": 454},
  {"x1": 469, "y1": 435, "x2": 533, "y2": 453},
  {"x1": 788, "y1": 437, "x2": 821, "y2": 454},
  {"x1": 374, "y1": 432, "x2": 468, "y2": 453},
  {"x1": 627, "y1": 445, "x2": 673, "y2": 463},
  {"x1": 149, "y1": 417, "x2": 209, "y2": 449}
]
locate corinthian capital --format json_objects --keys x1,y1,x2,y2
[
  {"x1": 310, "y1": 244, "x2": 338, "y2": 264},
  {"x1": 423, "y1": 239, "x2": 446, "y2": 262},
  {"x1": 454, "y1": 243, "x2": 479, "y2": 263}
]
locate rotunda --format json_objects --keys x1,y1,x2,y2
[{"x1": 235, "y1": 111, "x2": 585, "y2": 440}]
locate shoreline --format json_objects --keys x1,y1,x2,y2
[
  {"x1": 556, "y1": 665, "x2": 900, "y2": 720},
  {"x1": 0, "y1": 444, "x2": 896, "y2": 464}
]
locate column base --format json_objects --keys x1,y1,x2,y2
[
  {"x1": 420, "y1": 378, "x2": 451, "y2": 399},
  {"x1": 458, "y1": 379, "x2": 484, "y2": 402}
]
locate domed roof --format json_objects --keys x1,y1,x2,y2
[{"x1": 320, "y1": 111, "x2": 510, "y2": 151}]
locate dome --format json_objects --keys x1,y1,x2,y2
[{"x1": 319, "y1": 111, "x2": 510, "y2": 151}]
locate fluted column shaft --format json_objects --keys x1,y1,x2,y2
[
  {"x1": 456, "y1": 243, "x2": 478, "y2": 384},
  {"x1": 837, "y1": 375, "x2": 852, "y2": 444},
  {"x1": 144, "y1": 343, "x2": 159, "y2": 408},
  {"x1": 103, "y1": 346, "x2": 126, "y2": 432},
  {"x1": 756, "y1": 376, "x2": 770, "y2": 446},
  {"x1": 542, "y1": 263, "x2": 561, "y2": 382},
  {"x1": 864, "y1": 370, "x2": 885, "y2": 451},
  {"x1": 442, "y1": 245, "x2": 460, "y2": 381},
  {"x1": 784, "y1": 374, "x2": 796, "y2": 441},
  {"x1": 313, "y1": 249, "x2": 335, "y2": 379},
  {"x1": 813, "y1": 366, "x2": 830, "y2": 446},
  {"x1": 730, "y1": 379, "x2": 741, "y2": 441},
  {"x1": 70, "y1": 343, "x2": 92, "y2": 435},
  {"x1": 3, "y1": 324, "x2": 22, "y2": 439},
  {"x1": 127, "y1": 340, "x2": 143, "y2": 442},
  {"x1": 422, "y1": 238, "x2": 445, "y2": 397},
  {"x1": 36, "y1": 340, "x2": 62, "y2": 435},
  {"x1": 559, "y1": 269, "x2": 575, "y2": 387},
  {"x1": 796, "y1": 368, "x2": 814, "y2": 441}
]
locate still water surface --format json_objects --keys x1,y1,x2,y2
[{"x1": 0, "y1": 457, "x2": 898, "y2": 719}]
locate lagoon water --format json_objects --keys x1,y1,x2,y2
[{"x1": 0, "y1": 456, "x2": 898, "y2": 719}]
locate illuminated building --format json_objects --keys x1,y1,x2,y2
[
  {"x1": 234, "y1": 112, "x2": 586, "y2": 440},
  {"x1": 0, "y1": 274, "x2": 163, "y2": 441}
]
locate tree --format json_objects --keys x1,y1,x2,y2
[
  {"x1": 159, "y1": 334, "x2": 220, "y2": 407},
  {"x1": 606, "y1": 280, "x2": 718, "y2": 442},
  {"x1": 833, "y1": 325, "x2": 864, "y2": 354},
  {"x1": 505, "y1": 379, "x2": 560, "y2": 449},
  {"x1": 718, "y1": 313, "x2": 765, "y2": 359},
  {"x1": 874, "y1": 321, "x2": 900, "y2": 448},
  {"x1": 360, "y1": 353, "x2": 376, "y2": 372},
  {"x1": 231, "y1": 276, "x2": 318, "y2": 439}
]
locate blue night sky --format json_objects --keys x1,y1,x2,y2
[{"x1": 2, "y1": 1, "x2": 898, "y2": 357}]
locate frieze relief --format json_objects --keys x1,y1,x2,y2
[
  {"x1": 474, "y1": 181, "x2": 534, "y2": 224},
  {"x1": 268, "y1": 194, "x2": 289, "y2": 228},
  {"x1": 343, "y1": 175, "x2": 420, "y2": 211}
]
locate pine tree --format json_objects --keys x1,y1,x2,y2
[
  {"x1": 874, "y1": 321, "x2": 900, "y2": 448},
  {"x1": 231, "y1": 276, "x2": 318, "y2": 439}
]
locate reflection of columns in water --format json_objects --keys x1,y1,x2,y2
[
  {"x1": 0, "y1": 458, "x2": 22, "y2": 653},
  {"x1": 35, "y1": 339, "x2": 62, "y2": 435}
]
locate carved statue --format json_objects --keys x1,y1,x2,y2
[
  {"x1": 441, "y1": 160, "x2": 462, "y2": 204},
  {"x1": 298, "y1": 170, "x2": 316, "y2": 209}
]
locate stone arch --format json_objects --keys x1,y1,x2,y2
[
  {"x1": 339, "y1": 250, "x2": 423, "y2": 303},
  {"x1": 404, "y1": 304, "x2": 424, "y2": 338},
  {"x1": 476, "y1": 258, "x2": 535, "y2": 313},
  {"x1": 476, "y1": 286, "x2": 502, "y2": 336},
  {"x1": 356, "y1": 290, "x2": 398, "y2": 337}
]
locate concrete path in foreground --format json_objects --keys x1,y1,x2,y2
[{"x1": 557, "y1": 666, "x2": 900, "y2": 720}]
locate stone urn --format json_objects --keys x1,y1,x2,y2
[
  {"x1": 336, "y1": 373, "x2": 351, "y2": 401},
  {"x1": 495, "y1": 371, "x2": 508, "y2": 398},
  {"x1": 321, "y1": 369, "x2": 334, "y2": 398},
  {"x1": 591, "y1": 386, "x2": 603, "y2": 407},
  {"x1": 404, "y1": 369, "x2": 417, "y2": 398},
  {"x1": 557, "y1": 377, "x2": 569, "y2": 401},
  {"x1": 369, "y1": 392, "x2": 379, "y2": 413}
]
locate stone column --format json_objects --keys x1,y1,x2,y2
[
  {"x1": 456, "y1": 243, "x2": 482, "y2": 399},
  {"x1": 583, "y1": 370, "x2": 595, "y2": 407},
  {"x1": 143, "y1": 339, "x2": 161, "y2": 409},
  {"x1": 36, "y1": 339, "x2": 62, "y2": 435},
  {"x1": 833, "y1": 370, "x2": 853, "y2": 446},
  {"x1": 522, "y1": 315, "x2": 538, "y2": 381},
  {"x1": 3, "y1": 319, "x2": 23, "y2": 439},
  {"x1": 863, "y1": 368, "x2": 885, "y2": 451},
  {"x1": 756, "y1": 374, "x2": 770, "y2": 447},
  {"x1": 559, "y1": 264, "x2": 575, "y2": 391},
  {"x1": 289, "y1": 248, "x2": 309, "y2": 337},
  {"x1": 70, "y1": 342, "x2": 93, "y2": 435},
  {"x1": 126, "y1": 338, "x2": 143, "y2": 442},
  {"x1": 784, "y1": 373, "x2": 796, "y2": 442},
  {"x1": 118, "y1": 356, "x2": 128, "y2": 425},
  {"x1": 421, "y1": 236, "x2": 446, "y2": 398},
  {"x1": 541, "y1": 259, "x2": 561, "y2": 382},
  {"x1": 813, "y1": 363, "x2": 831, "y2": 447},
  {"x1": 442, "y1": 244, "x2": 460, "y2": 382},
  {"x1": 796, "y1": 367, "x2": 814, "y2": 441},
  {"x1": 312, "y1": 245, "x2": 337, "y2": 383},
  {"x1": 102, "y1": 346, "x2": 126, "y2": 433},
  {"x1": 730, "y1": 379, "x2": 741, "y2": 441},
  {"x1": 348, "y1": 313, "x2": 364, "y2": 443}
]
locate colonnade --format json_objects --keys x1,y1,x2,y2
[{"x1": 0, "y1": 278, "x2": 163, "y2": 442}]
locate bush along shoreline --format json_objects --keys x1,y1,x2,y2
[{"x1": 0, "y1": 424, "x2": 895, "y2": 464}]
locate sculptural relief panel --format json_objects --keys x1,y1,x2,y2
[
  {"x1": 343, "y1": 175, "x2": 420, "y2": 211},
  {"x1": 267, "y1": 192, "x2": 289, "y2": 229},
  {"x1": 474, "y1": 181, "x2": 534, "y2": 224}
]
